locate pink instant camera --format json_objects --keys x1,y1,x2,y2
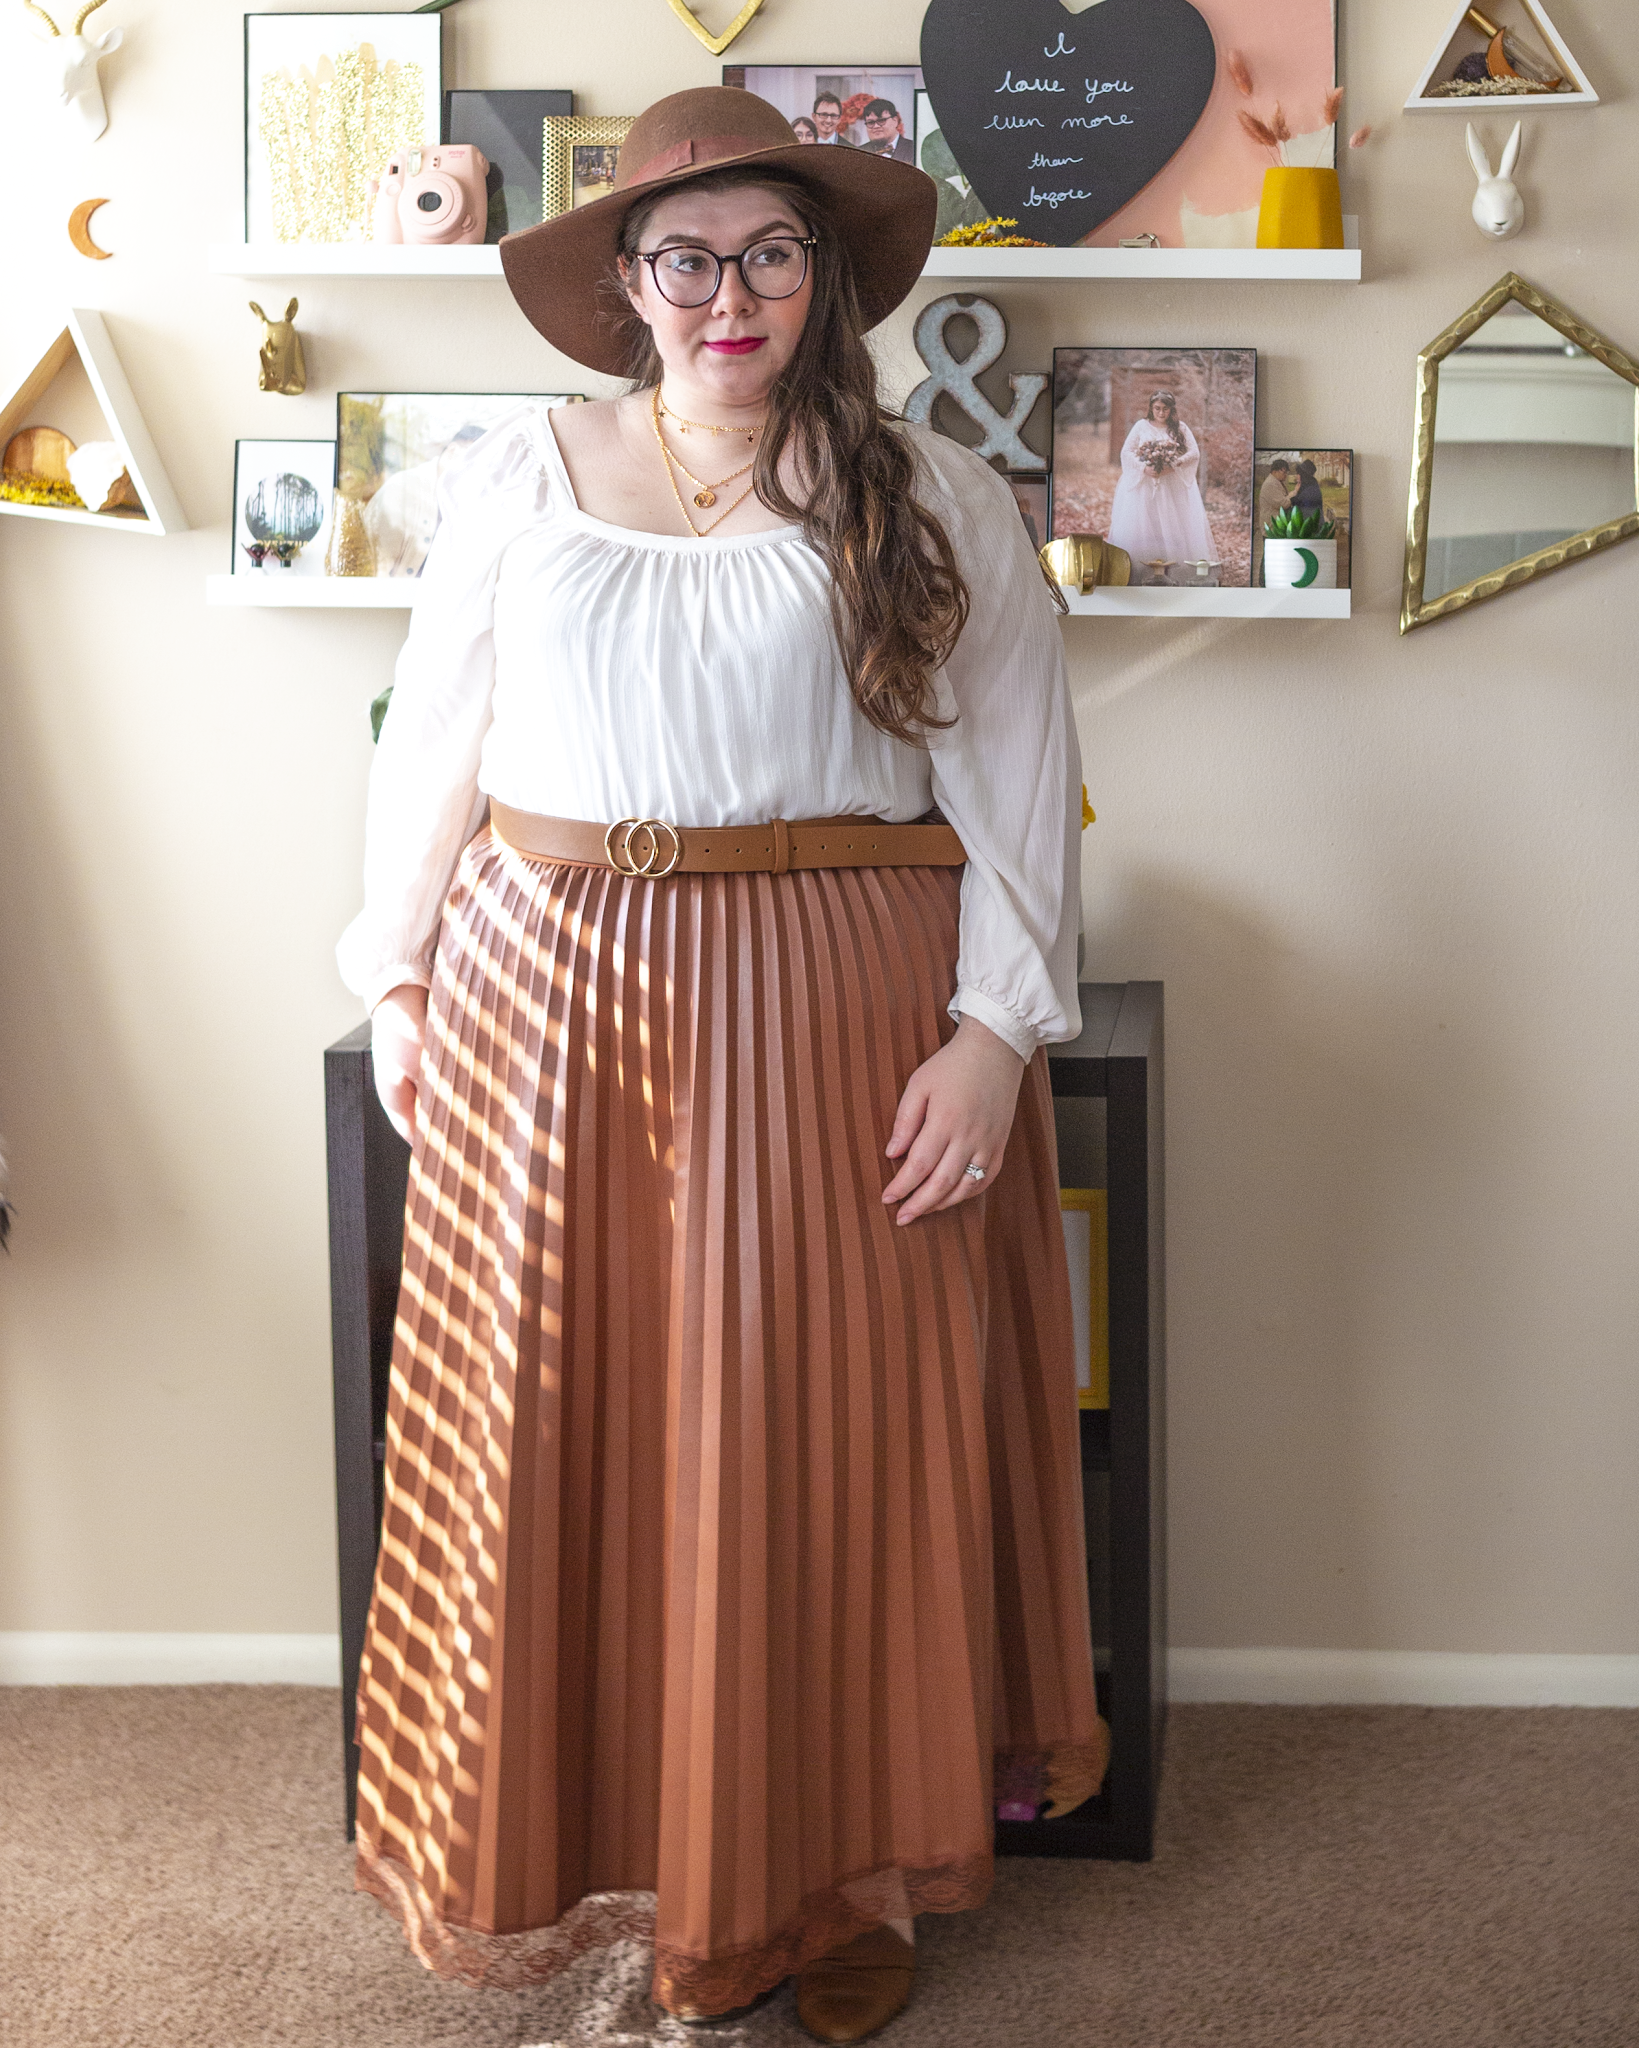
[{"x1": 371, "y1": 145, "x2": 490, "y2": 246}]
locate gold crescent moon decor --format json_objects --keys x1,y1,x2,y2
[
  {"x1": 663, "y1": 0, "x2": 765, "y2": 55},
  {"x1": 69, "y1": 198, "x2": 112, "y2": 260}
]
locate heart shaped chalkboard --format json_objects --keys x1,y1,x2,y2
[{"x1": 920, "y1": 0, "x2": 1218, "y2": 247}]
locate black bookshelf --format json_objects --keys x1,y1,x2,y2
[{"x1": 324, "y1": 982, "x2": 1165, "y2": 1851}]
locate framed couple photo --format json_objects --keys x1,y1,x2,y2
[{"x1": 722, "y1": 65, "x2": 920, "y2": 159}]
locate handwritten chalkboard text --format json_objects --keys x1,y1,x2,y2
[
  {"x1": 1022, "y1": 184, "x2": 1097, "y2": 209},
  {"x1": 996, "y1": 71, "x2": 1066, "y2": 93},
  {"x1": 985, "y1": 113, "x2": 1046, "y2": 130}
]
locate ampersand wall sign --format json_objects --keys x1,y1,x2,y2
[
  {"x1": 919, "y1": 0, "x2": 1217, "y2": 246},
  {"x1": 903, "y1": 295, "x2": 1047, "y2": 472}
]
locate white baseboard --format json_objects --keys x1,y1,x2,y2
[
  {"x1": 1169, "y1": 1648, "x2": 1639, "y2": 1708},
  {"x1": 0, "y1": 1633, "x2": 341, "y2": 1685},
  {"x1": 3, "y1": 1637, "x2": 1634, "y2": 1705}
]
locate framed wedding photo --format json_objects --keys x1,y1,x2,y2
[
  {"x1": 443, "y1": 89, "x2": 573, "y2": 240},
  {"x1": 1255, "y1": 447, "x2": 1353, "y2": 586},
  {"x1": 245, "y1": 11, "x2": 443, "y2": 244},
  {"x1": 332, "y1": 392, "x2": 582, "y2": 578},
  {"x1": 1051, "y1": 347, "x2": 1258, "y2": 586},
  {"x1": 542, "y1": 115, "x2": 635, "y2": 220},
  {"x1": 231, "y1": 439, "x2": 335, "y2": 576},
  {"x1": 723, "y1": 65, "x2": 921, "y2": 160}
]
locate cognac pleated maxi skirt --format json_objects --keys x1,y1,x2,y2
[{"x1": 354, "y1": 828, "x2": 1107, "y2": 2015}]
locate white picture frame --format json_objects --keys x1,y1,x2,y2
[
  {"x1": 245, "y1": 12, "x2": 444, "y2": 245},
  {"x1": 231, "y1": 439, "x2": 335, "y2": 576}
]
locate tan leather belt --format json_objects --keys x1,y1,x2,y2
[{"x1": 489, "y1": 802, "x2": 966, "y2": 878}]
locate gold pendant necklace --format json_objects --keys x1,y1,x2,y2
[{"x1": 650, "y1": 388, "x2": 761, "y2": 532}]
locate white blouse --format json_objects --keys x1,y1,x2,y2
[{"x1": 336, "y1": 405, "x2": 1082, "y2": 1060}]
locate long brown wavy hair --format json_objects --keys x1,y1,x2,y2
[{"x1": 607, "y1": 167, "x2": 969, "y2": 746}]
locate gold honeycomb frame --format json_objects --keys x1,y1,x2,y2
[
  {"x1": 1401, "y1": 271, "x2": 1639, "y2": 633},
  {"x1": 542, "y1": 115, "x2": 636, "y2": 221}
]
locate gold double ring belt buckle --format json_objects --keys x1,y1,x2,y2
[{"x1": 605, "y1": 816, "x2": 683, "y2": 878}]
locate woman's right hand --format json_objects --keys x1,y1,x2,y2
[{"x1": 371, "y1": 983, "x2": 429, "y2": 1142}]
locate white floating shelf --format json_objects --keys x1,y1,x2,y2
[
  {"x1": 206, "y1": 574, "x2": 415, "y2": 607},
  {"x1": 923, "y1": 244, "x2": 1359, "y2": 282},
  {"x1": 1062, "y1": 587, "x2": 1351, "y2": 619},
  {"x1": 209, "y1": 242, "x2": 503, "y2": 278},
  {"x1": 210, "y1": 241, "x2": 1362, "y2": 284},
  {"x1": 203, "y1": 574, "x2": 1348, "y2": 619}
]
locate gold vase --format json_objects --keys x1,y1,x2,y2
[
  {"x1": 1039, "y1": 533, "x2": 1133, "y2": 592},
  {"x1": 1256, "y1": 168, "x2": 1345, "y2": 250},
  {"x1": 326, "y1": 493, "x2": 376, "y2": 577}
]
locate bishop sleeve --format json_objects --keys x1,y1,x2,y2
[
  {"x1": 334, "y1": 414, "x2": 551, "y2": 1012},
  {"x1": 915, "y1": 432, "x2": 1083, "y2": 1060}
]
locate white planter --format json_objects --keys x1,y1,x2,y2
[{"x1": 1263, "y1": 536, "x2": 1338, "y2": 589}]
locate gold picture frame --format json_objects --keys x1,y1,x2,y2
[
  {"x1": 543, "y1": 115, "x2": 636, "y2": 220},
  {"x1": 1402, "y1": 271, "x2": 1639, "y2": 633}
]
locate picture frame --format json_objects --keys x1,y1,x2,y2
[
  {"x1": 723, "y1": 65, "x2": 921, "y2": 159},
  {"x1": 1050, "y1": 348, "x2": 1259, "y2": 587},
  {"x1": 244, "y1": 12, "x2": 444, "y2": 245},
  {"x1": 915, "y1": 87, "x2": 988, "y2": 244},
  {"x1": 231, "y1": 439, "x2": 335, "y2": 576},
  {"x1": 918, "y1": 2, "x2": 1335, "y2": 250},
  {"x1": 543, "y1": 115, "x2": 636, "y2": 220},
  {"x1": 1255, "y1": 447, "x2": 1353, "y2": 588},
  {"x1": 332, "y1": 392, "x2": 581, "y2": 579},
  {"x1": 443, "y1": 89, "x2": 573, "y2": 240},
  {"x1": 1004, "y1": 472, "x2": 1049, "y2": 552}
]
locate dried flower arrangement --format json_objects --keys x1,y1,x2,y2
[{"x1": 935, "y1": 217, "x2": 1051, "y2": 248}]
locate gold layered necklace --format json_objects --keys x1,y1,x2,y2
[{"x1": 650, "y1": 387, "x2": 766, "y2": 536}]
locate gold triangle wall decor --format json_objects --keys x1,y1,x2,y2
[
  {"x1": 0, "y1": 308, "x2": 186, "y2": 536},
  {"x1": 1405, "y1": 0, "x2": 1598, "y2": 112}
]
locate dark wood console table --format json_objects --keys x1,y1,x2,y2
[{"x1": 325, "y1": 981, "x2": 1165, "y2": 1854}]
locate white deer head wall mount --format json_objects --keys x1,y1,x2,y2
[{"x1": 24, "y1": 0, "x2": 122, "y2": 143}]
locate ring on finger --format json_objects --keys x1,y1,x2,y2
[{"x1": 963, "y1": 1161, "x2": 986, "y2": 1183}]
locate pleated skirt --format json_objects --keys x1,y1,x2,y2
[{"x1": 353, "y1": 828, "x2": 1107, "y2": 2014}]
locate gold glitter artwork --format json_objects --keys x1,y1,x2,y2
[{"x1": 258, "y1": 45, "x2": 429, "y2": 243}]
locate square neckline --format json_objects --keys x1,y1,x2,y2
[{"x1": 538, "y1": 403, "x2": 806, "y2": 554}]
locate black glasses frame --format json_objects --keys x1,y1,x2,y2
[{"x1": 635, "y1": 235, "x2": 819, "y2": 307}]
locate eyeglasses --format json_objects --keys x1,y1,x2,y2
[{"x1": 635, "y1": 236, "x2": 818, "y2": 309}]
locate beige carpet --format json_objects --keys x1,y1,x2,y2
[{"x1": 1, "y1": 1689, "x2": 1634, "y2": 2047}]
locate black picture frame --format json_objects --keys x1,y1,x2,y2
[
  {"x1": 1254, "y1": 446, "x2": 1354, "y2": 588},
  {"x1": 443, "y1": 88, "x2": 574, "y2": 241},
  {"x1": 722, "y1": 64, "x2": 922, "y2": 158},
  {"x1": 1050, "y1": 347, "x2": 1259, "y2": 586}
]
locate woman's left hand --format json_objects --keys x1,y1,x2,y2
[{"x1": 883, "y1": 1015, "x2": 1028, "y2": 1224}]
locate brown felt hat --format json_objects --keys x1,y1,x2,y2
[{"x1": 499, "y1": 87, "x2": 937, "y2": 375}]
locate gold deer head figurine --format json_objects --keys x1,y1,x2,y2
[{"x1": 249, "y1": 298, "x2": 306, "y2": 395}]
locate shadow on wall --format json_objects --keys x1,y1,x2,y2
[{"x1": 1089, "y1": 852, "x2": 1525, "y2": 1651}]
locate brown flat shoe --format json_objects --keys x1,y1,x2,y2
[{"x1": 796, "y1": 1925, "x2": 915, "y2": 2045}]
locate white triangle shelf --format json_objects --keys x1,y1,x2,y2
[
  {"x1": 1406, "y1": 0, "x2": 1598, "y2": 110},
  {"x1": 0, "y1": 309, "x2": 186, "y2": 536}
]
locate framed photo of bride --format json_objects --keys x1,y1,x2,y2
[{"x1": 1049, "y1": 348, "x2": 1259, "y2": 586}]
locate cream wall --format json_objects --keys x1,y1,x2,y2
[{"x1": 1, "y1": 0, "x2": 1634, "y2": 1655}]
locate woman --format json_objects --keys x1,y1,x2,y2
[
  {"x1": 791, "y1": 113, "x2": 819, "y2": 143},
  {"x1": 1107, "y1": 389, "x2": 1214, "y2": 577},
  {"x1": 1292, "y1": 457, "x2": 1326, "y2": 518},
  {"x1": 338, "y1": 87, "x2": 1104, "y2": 2042}
]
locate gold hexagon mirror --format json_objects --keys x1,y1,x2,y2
[{"x1": 1402, "y1": 272, "x2": 1639, "y2": 632}]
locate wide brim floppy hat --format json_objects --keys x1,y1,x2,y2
[{"x1": 499, "y1": 86, "x2": 938, "y2": 377}]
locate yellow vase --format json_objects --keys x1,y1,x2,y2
[{"x1": 1256, "y1": 167, "x2": 1344, "y2": 250}]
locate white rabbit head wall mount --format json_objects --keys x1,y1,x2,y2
[{"x1": 1468, "y1": 121, "x2": 1525, "y2": 241}]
